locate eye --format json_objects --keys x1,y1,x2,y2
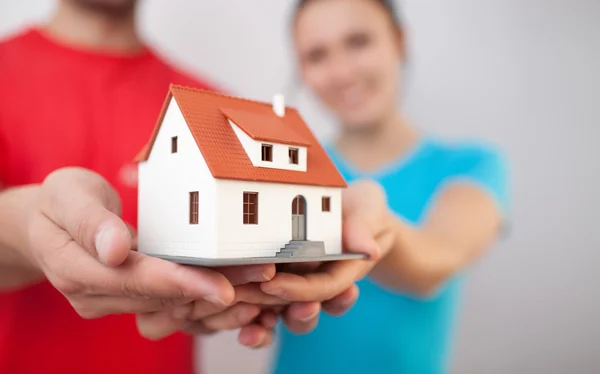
[
  {"x1": 346, "y1": 32, "x2": 371, "y2": 49},
  {"x1": 304, "y1": 47, "x2": 327, "y2": 65}
]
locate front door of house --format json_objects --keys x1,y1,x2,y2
[{"x1": 291, "y1": 196, "x2": 306, "y2": 240}]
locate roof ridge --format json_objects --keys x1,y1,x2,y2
[{"x1": 169, "y1": 84, "x2": 299, "y2": 113}]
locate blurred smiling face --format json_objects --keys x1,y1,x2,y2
[{"x1": 294, "y1": 0, "x2": 404, "y2": 131}]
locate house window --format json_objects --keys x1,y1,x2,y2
[
  {"x1": 190, "y1": 191, "x2": 199, "y2": 224},
  {"x1": 289, "y1": 148, "x2": 299, "y2": 164},
  {"x1": 171, "y1": 136, "x2": 178, "y2": 153},
  {"x1": 261, "y1": 144, "x2": 273, "y2": 162},
  {"x1": 243, "y1": 192, "x2": 258, "y2": 224},
  {"x1": 322, "y1": 196, "x2": 331, "y2": 212}
]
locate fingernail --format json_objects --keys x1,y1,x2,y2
[
  {"x1": 204, "y1": 295, "x2": 227, "y2": 306},
  {"x1": 94, "y1": 227, "x2": 113, "y2": 261},
  {"x1": 245, "y1": 267, "x2": 272, "y2": 282},
  {"x1": 172, "y1": 305, "x2": 191, "y2": 320},
  {"x1": 299, "y1": 310, "x2": 319, "y2": 322}
]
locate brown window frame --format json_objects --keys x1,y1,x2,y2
[
  {"x1": 289, "y1": 147, "x2": 299, "y2": 165},
  {"x1": 322, "y1": 196, "x2": 331, "y2": 212},
  {"x1": 171, "y1": 136, "x2": 178, "y2": 153},
  {"x1": 261, "y1": 144, "x2": 273, "y2": 162},
  {"x1": 243, "y1": 192, "x2": 259, "y2": 224},
  {"x1": 190, "y1": 191, "x2": 199, "y2": 224}
]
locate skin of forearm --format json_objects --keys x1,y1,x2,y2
[
  {"x1": 369, "y1": 214, "x2": 470, "y2": 297},
  {"x1": 0, "y1": 185, "x2": 45, "y2": 290}
]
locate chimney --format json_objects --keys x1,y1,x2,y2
[{"x1": 273, "y1": 94, "x2": 285, "y2": 117}]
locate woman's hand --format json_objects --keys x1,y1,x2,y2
[{"x1": 258, "y1": 181, "x2": 395, "y2": 313}]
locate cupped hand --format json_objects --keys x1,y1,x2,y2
[
  {"x1": 27, "y1": 167, "x2": 274, "y2": 319},
  {"x1": 258, "y1": 180, "x2": 395, "y2": 309},
  {"x1": 135, "y1": 180, "x2": 393, "y2": 348}
]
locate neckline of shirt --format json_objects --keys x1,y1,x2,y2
[{"x1": 328, "y1": 136, "x2": 432, "y2": 180}]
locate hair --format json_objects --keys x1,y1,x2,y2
[{"x1": 293, "y1": 0, "x2": 402, "y2": 29}]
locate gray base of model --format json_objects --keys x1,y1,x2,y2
[{"x1": 151, "y1": 240, "x2": 368, "y2": 267}]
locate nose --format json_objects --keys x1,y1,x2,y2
[{"x1": 327, "y1": 51, "x2": 358, "y2": 89}]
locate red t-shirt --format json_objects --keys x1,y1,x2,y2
[{"x1": 0, "y1": 28, "x2": 218, "y2": 374}]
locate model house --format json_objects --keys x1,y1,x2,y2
[{"x1": 135, "y1": 84, "x2": 354, "y2": 263}]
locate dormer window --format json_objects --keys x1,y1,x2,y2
[
  {"x1": 289, "y1": 148, "x2": 299, "y2": 165},
  {"x1": 261, "y1": 144, "x2": 273, "y2": 162}
]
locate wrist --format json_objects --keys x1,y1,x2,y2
[{"x1": 0, "y1": 185, "x2": 43, "y2": 272}]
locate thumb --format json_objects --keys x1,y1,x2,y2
[
  {"x1": 40, "y1": 167, "x2": 132, "y2": 266},
  {"x1": 341, "y1": 180, "x2": 390, "y2": 262},
  {"x1": 342, "y1": 215, "x2": 381, "y2": 262}
]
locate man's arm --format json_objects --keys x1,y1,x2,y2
[{"x1": 0, "y1": 185, "x2": 45, "y2": 290}]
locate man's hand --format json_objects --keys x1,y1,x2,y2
[{"x1": 25, "y1": 167, "x2": 274, "y2": 319}]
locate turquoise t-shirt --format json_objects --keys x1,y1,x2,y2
[{"x1": 272, "y1": 137, "x2": 509, "y2": 374}]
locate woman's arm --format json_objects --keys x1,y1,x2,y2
[
  {"x1": 260, "y1": 178, "x2": 507, "y2": 302},
  {"x1": 371, "y1": 182, "x2": 503, "y2": 296}
]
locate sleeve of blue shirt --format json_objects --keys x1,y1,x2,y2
[{"x1": 446, "y1": 143, "x2": 511, "y2": 228}]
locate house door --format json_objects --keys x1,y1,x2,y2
[{"x1": 291, "y1": 196, "x2": 306, "y2": 240}]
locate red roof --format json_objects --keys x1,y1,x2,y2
[
  {"x1": 221, "y1": 107, "x2": 310, "y2": 146},
  {"x1": 135, "y1": 85, "x2": 347, "y2": 188}
]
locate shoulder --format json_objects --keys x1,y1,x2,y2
[
  {"x1": 0, "y1": 28, "x2": 38, "y2": 69},
  {"x1": 422, "y1": 137, "x2": 507, "y2": 177},
  {"x1": 423, "y1": 137, "x2": 510, "y2": 212}
]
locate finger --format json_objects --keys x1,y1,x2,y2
[
  {"x1": 283, "y1": 302, "x2": 321, "y2": 334},
  {"x1": 185, "y1": 283, "x2": 287, "y2": 321},
  {"x1": 238, "y1": 324, "x2": 274, "y2": 349},
  {"x1": 201, "y1": 303, "x2": 261, "y2": 331},
  {"x1": 181, "y1": 321, "x2": 216, "y2": 336},
  {"x1": 136, "y1": 311, "x2": 185, "y2": 341},
  {"x1": 138, "y1": 309, "x2": 221, "y2": 341},
  {"x1": 70, "y1": 295, "x2": 192, "y2": 319},
  {"x1": 342, "y1": 215, "x2": 381, "y2": 261},
  {"x1": 322, "y1": 284, "x2": 359, "y2": 316},
  {"x1": 125, "y1": 223, "x2": 138, "y2": 251},
  {"x1": 277, "y1": 261, "x2": 321, "y2": 275},
  {"x1": 46, "y1": 243, "x2": 235, "y2": 307},
  {"x1": 216, "y1": 264, "x2": 276, "y2": 285},
  {"x1": 257, "y1": 310, "x2": 279, "y2": 329},
  {"x1": 186, "y1": 298, "x2": 228, "y2": 320},
  {"x1": 260, "y1": 259, "x2": 369, "y2": 302},
  {"x1": 40, "y1": 167, "x2": 132, "y2": 266},
  {"x1": 111, "y1": 252, "x2": 236, "y2": 304},
  {"x1": 342, "y1": 180, "x2": 387, "y2": 221},
  {"x1": 234, "y1": 284, "x2": 289, "y2": 306}
]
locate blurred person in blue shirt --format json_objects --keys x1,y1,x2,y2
[{"x1": 269, "y1": 0, "x2": 510, "y2": 373}]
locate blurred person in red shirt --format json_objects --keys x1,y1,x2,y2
[{"x1": 0, "y1": 1, "x2": 339, "y2": 373}]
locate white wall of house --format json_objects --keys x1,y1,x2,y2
[
  {"x1": 215, "y1": 179, "x2": 342, "y2": 258},
  {"x1": 138, "y1": 97, "x2": 217, "y2": 258},
  {"x1": 229, "y1": 120, "x2": 307, "y2": 172}
]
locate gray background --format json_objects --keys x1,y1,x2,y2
[{"x1": 1, "y1": 0, "x2": 598, "y2": 373}]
